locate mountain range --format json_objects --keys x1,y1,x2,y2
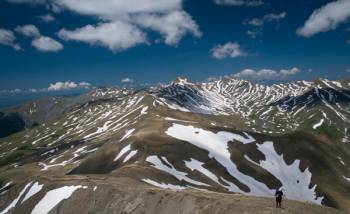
[{"x1": 0, "y1": 77, "x2": 349, "y2": 214}]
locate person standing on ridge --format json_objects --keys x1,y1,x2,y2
[{"x1": 275, "y1": 188, "x2": 284, "y2": 208}]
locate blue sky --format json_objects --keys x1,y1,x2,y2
[{"x1": 0, "y1": 0, "x2": 350, "y2": 94}]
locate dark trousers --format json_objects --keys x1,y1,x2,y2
[{"x1": 276, "y1": 197, "x2": 282, "y2": 208}]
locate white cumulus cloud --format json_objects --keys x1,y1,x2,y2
[
  {"x1": 297, "y1": 0, "x2": 350, "y2": 37},
  {"x1": 243, "y1": 12, "x2": 287, "y2": 26},
  {"x1": 55, "y1": 0, "x2": 181, "y2": 19},
  {"x1": 0, "y1": 28, "x2": 21, "y2": 50},
  {"x1": 78, "y1": 82, "x2": 91, "y2": 88},
  {"x1": 0, "y1": 81, "x2": 91, "y2": 94},
  {"x1": 54, "y1": 0, "x2": 200, "y2": 49},
  {"x1": 8, "y1": 0, "x2": 200, "y2": 50},
  {"x1": 233, "y1": 67, "x2": 300, "y2": 81},
  {"x1": 0, "y1": 88, "x2": 22, "y2": 94},
  {"x1": 15, "y1": 24, "x2": 63, "y2": 52},
  {"x1": 15, "y1": 24, "x2": 40, "y2": 37},
  {"x1": 37, "y1": 14, "x2": 55, "y2": 23},
  {"x1": 214, "y1": 0, "x2": 264, "y2": 6},
  {"x1": 48, "y1": 81, "x2": 77, "y2": 91},
  {"x1": 48, "y1": 81, "x2": 91, "y2": 91},
  {"x1": 246, "y1": 29, "x2": 261, "y2": 39},
  {"x1": 133, "y1": 10, "x2": 201, "y2": 46},
  {"x1": 211, "y1": 42, "x2": 247, "y2": 59},
  {"x1": 243, "y1": 12, "x2": 286, "y2": 39},
  {"x1": 58, "y1": 21, "x2": 147, "y2": 52},
  {"x1": 121, "y1": 78, "x2": 134, "y2": 83},
  {"x1": 31, "y1": 36, "x2": 63, "y2": 52}
]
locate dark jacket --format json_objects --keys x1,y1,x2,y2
[{"x1": 275, "y1": 190, "x2": 283, "y2": 199}]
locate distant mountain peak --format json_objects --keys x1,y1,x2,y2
[{"x1": 173, "y1": 76, "x2": 193, "y2": 86}]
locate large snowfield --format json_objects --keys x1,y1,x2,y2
[{"x1": 164, "y1": 123, "x2": 323, "y2": 204}]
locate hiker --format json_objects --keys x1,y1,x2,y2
[{"x1": 275, "y1": 188, "x2": 284, "y2": 208}]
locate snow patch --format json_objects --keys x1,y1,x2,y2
[
  {"x1": 22, "y1": 182, "x2": 44, "y2": 203},
  {"x1": 140, "y1": 106, "x2": 148, "y2": 115},
  {"x1": 119, "y1": 129, "x2": 135, "y2": 142},
  {"x1": 142, "y1": 179, "x2": 186, "y2": 190},
  {"x1": 338, "y1": 156, "x2": 346, "y2": 166},
  {"x1": 31, "y1": 185, "x2": 87, "y2": 214},
  {"x1": 312, "y1": 119, "x2": 324, "y2": 129},
  {"x1": 164, "y1": 117, "x2": 196, "y2": 123},
  {"x1": 146, "y1": 155, "x2": 209, "y2": 187},
  {"x1": 245, "y1": 141, "x2": 323, "y2": 204},
  {"x1": 184, "y1": 158, "x2": 238, "y2": 192},
  {"x1": 123, "y1": 150, "x2": 138, "y2": 163},
  {"x1": 114, "y1": 145, "x2": 131, "y2": 162},
  {"x1": 0, "y1": 181, "x2": 12, "y2": 192},
  {"x1": 0, "y1": 182, "x2": 33, "y2": 214},
  {"x1": 165, "y1": 123, "x2": 271, "y2": 196},
  {"x1": 343, "y1": 176, "x2": 350, "y2": 182}
]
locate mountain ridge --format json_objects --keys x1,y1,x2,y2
[{"x1": 0, "y1": 76, "x2": 349, "y2": 213}]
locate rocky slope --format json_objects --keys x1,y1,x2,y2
[
  {"x1": 159, "y1": 77, "x2": 350, "y2": 141},
  {"x1": 0, "y1": 77, "x2": 349, "y2": 213}
]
